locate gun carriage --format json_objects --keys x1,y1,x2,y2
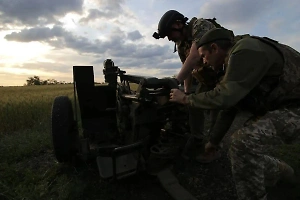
[{"x1": 51, "y1": 59, "x2": 189, "y2": 180}]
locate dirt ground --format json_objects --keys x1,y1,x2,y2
[
  {"x1": 169, "y1": 112, "x2": 247, "y2": 200},
  {"x1": 167, "y1": 111, "x2": 299, "y2": 200},
  {"x1": 91, "y1": 111, "x2": 245, "y2": 200},
  {"x1": 136, "y1": 111, "x2": 299, "y2": 200},
  {"x1": 39, "y1": 111, "x2": 299, "y2": 200}
]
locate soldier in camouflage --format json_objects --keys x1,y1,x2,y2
[
  {"x1": 169, "y1": 28, "x2": 300, "y2": 199},
  {"x1": 153, "y1": 10, "x2": 227, "y2": 160}
]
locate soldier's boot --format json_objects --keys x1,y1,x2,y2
[
  {"x1": 277, "y1": 161, "x2": 297, "y2": 186},
  {"x1": 265, "y1": 159, "x2": 298, "y2": 187}
]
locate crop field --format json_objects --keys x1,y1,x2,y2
[
  {"x1": 0, "y1": 84, "x2": 169, "y2": 200},
  {"x1": 0, "y1": 84, "x2": 299, "y2": 200},
  {"x1": 0, "y1": 85, "x2": 74, "y2": 135},
  {"x1": 0, "y1": 85, "x2": 78, "y2": 199}
]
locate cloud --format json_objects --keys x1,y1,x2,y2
[
  {"x1": 197, "y1": 0, "x2": 300, "y2": 51},
  {"x1": 199, "y1": 0, "x2": 273, "y2": 32},
  {"x1": 1, "y1": 0, "x2": 300, "y2": 87},
  {"x1": 4, "y1": 26, "x2": 105, "y2": 53},
  {"x1": 4, "y1": 26, "x2": 65, "y2": 42},
  {"x1": 4, "y1": 25, "x2": 177, "y2": 69},
  {"x1": 79, "y1": 0, "x2": 127, "y2": 23},
  {"x1": 91, "y1": 0, "x2": 124, "y2": 10},
  {"x1": 0, "y1": 0, "x2": 83, "y2": 26},
  {"x1": 127, "y1": 30, "x2": 143, "y2": 41},
  {"x1": 79, "y1": 8, "x2": 120, "y2": 23}
]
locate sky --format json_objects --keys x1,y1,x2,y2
[{"x1": 0, "y1": 0, "x2": 299, "y2": 86}]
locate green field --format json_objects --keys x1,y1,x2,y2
[
  {"x1": 0, "y1": 85, "x2": 122, "y2": 200},
  {"x1": 0, "y1": 85, "x2": 77, "y2": 199},
  {"x1": 0, "y1": 85, "x2": 74, "y2": 135},
  {"x1": 0, "y1": 84, "x2": 168, "y2": 200}
]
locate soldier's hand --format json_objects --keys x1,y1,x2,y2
[
  {"x1": 192, "y1": 67, "x2": 217, "y2": 87},
  {"x1": 170, "y1": 89, "x2": 188, "y2": 104}
]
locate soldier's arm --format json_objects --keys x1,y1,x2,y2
[
  {"x1": 187, "y1": 49, "x2": 271, "y2": 109},
  {"x1": 177, "y1": 18, "x2": 216, "y2": 82},
  {"x1": 176, "y1": 43, "x2": 200, "y2": 82},
  {"x1": 183, "y1": 74, "x2": 193, "y2": 93},
  {"x1": 177, "y1": 18, "x2": 215, "y2": 83}
]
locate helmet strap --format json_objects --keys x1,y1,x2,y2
[{"x1": 173, "y1": 43, "x2": 177, "y2": 53}]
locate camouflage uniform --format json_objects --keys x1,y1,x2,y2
[
  {"x1": 188, "y1": 35, "x2": 300, "y2": 199},
  {"x1": 176, "y1": 18, "x2": 218, "y2": 139},
  {"x1": 230, "y1": 107, "x2": 300, "y2": 200},
  {"x1": 176, "y1": 18, "x2": 216, "y2": 65}
]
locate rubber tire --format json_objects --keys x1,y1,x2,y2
[{"x1": 51, "y1": 96, "x2": 79, "y2": 163}]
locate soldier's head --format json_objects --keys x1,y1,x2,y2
[
  {"x1": 103, "y1": 59, "x2": 114, "y2": 69},
  {"x1": 196, "y1": 28, "x2": 234, "y2": 70},
  {"x1": 153, "y1": 10, "x2": 188, "y2": 42}
]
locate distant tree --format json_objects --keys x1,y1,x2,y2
[
  {"x1": 25, "y1": 76, "x2": 86, "y2": 86},
  {"x1": 46, "y1": 79, "x2": 58, "y2": 85},
  {"x1": 41, "y1": 80, "x2": 48, "y2": 85},
  {"x1": 25, "y1": 76, "x2": 64, "y2": 86},
  {"x1": 26, "y1": 76, "x2": 42, "y2": 85}
]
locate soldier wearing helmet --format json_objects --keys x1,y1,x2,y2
[
  {"x1": 153, "y1": 10, "x2": 227, "y2": 161},
  {"x1": 153, "y1": 10, "x2": 189, "y2": 40}
]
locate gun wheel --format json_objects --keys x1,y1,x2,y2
[{"x1": 51, "y1": 96, "x2": 79, "y2": 163}]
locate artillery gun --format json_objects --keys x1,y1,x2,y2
[{"x1": 51, "y1": 59, "x2": 190, "y2": 180}]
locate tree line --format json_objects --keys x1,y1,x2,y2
[{"x1": 25, "y1": 76, "x2": 72, "y2": 86}]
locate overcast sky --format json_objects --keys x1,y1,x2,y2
[{"x1": 1, "y1": 0, "x2": 299, "y2": 86}]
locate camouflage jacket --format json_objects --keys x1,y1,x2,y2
[
  {"x1": 176, "y1": 18, "x2": 217, "y2": 86},
  {"x1": 194, "y1": 36, "x2": 300, "y2": 145},
  {"x1": 176, "y1": 17, "x2": 216, "y2": 65},
  {"x1": 258, "y1": 37, "x2": 300, "y2": 107},
  {"x1": 233, "y1": 36, "x2": 300, "y2": 112},
  {"x1": 187, "y1": 36, "x2": 300, "y2": 111}
]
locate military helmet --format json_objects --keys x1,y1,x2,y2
[
  {"x1": 153, "y1": 10, "x2": 188, "y2": 39},
  {"x1": 103, "y1": 59, "x2": 114, "y2": 69}
]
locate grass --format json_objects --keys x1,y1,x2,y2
[
  {"x1": 0, "y1": 84, "x2": 76, "y2": 199},
  {"x1": 0, "y1": 84, "x2": 115, "y2": 199},
  {"x1": 0, "y1": 85, "x2": 74, "y2": 135},
  {"x1": 0, "y1": 84, "x2": 299, "y2": 200},
  {"x1": 0, "y1": 83, "x2": 167, "y2": 200}
]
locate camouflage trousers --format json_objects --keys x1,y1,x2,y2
[
  {"x1": 189, "y1": 106, "x2": 219, "y2": 139},
  {"x1": 189, "y1": 83, "x2": 219, "y2": 140},
  {"x1": 229, "y1": 106, "x2": 300, "y2": 200}
]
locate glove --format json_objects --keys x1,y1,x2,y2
[{"x1": 192, "y1": 67, "x2": 217, "y2": 87}]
